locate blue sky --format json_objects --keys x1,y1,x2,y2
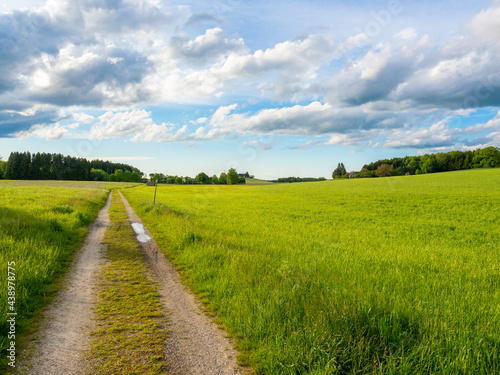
[{"x1": 1, "y1": 0, "x2": 499, "y2": 179}]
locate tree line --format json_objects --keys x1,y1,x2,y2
[
  {"x1": 333, "y1": 147, "x2": 500, "y2": 178},
  {"x1": 150, "y1": 168, "x2": 247, "y2": 185},
  {"x1": 0, "y1": 152, "x2": 143, "y2": 182}
]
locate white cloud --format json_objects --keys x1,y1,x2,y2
[
  {"x1": 325, "y1": 129, "x2": 383, "y2": 148},
  {"x1": 14, "y1": 122, "x2": 70, "y2": 140},
  {"x1": 467, "y1": 3, "x2": 500, "y2": 40},
  {"x1": 72, "y1": 112, "x2": 95, "y2": 123},
  {"x1": 170, "y1": 27, "x2": 247, "y2": 62},
  {"x1": 465, "y1": 109, "x2": 500, "y2": 134},
  {"x1": 90, "y1": 110, "x2": 173, "y2": 142},
  {"x1": 360, "y1": 44, "x2": 392, "y2": 80},
  {"x1": 218, "y1": 34, "x2": 335, "y2": 81},
  {"x1": 209, "y1": 101, "x2": 334, "y2": 135},
  {"x1": 145, "y1": 32, "x2": 336, "y2": 103},
  {"x1": 383, "y1": 119, "x2": 461, "y2": 149},
  {"x1": 394, "y1": 28, "x2": 418, "y2": 41}
]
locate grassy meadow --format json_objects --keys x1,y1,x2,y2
[
  {"x1": 121, "y1": 169, "x2": 500, "y2": 374},
  {"x1": 0, "y1": 180, "x2": 137, "y2": 370}
]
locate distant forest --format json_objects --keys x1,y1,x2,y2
[
  {"x1": 358, "y1": 146, "x2": 500, "y2": 178},
  {"x1": 0, "y1": 152, "x2": 143, "y2": 182}
]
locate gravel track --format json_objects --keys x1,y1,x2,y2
[{"x1": 118, "y1": 190, "x2": 249, "y2": 375}]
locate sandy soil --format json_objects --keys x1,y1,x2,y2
[
  {"x1": 118, "y1": 190, "x2": 250, "y2": 375},
  {"x1": 16, "y1": 192, "x2": 113, "y2": 375}
]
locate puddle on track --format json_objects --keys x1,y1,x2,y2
[{"x1": 131, "y1": 222, "x2": 152, "y2": 243}]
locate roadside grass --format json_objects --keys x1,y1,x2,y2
[
  {"x1": 0, "y1": 180, "x2": 140, "y2": 372},
  {"x1": 121, "y1": 169, "x2": 500, "y2": 374},
  {"x1": 90, "y1": 189, "x2": 168, "y2": 375},
  {"x1": 0, "y1": 181, "x2": 113, "y2": 371}
]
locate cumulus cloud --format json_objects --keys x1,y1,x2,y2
[
  {"x1": 168, "y1": 27, "x2": 246, "y2": 63},
  {"x1": 14, "y1": 122, "x2": 71, "y2": 140},
  {"x1": 467, "y1": 2, "x2": 500, "y2": 40},
  {"x1": 90, "y1": 110, "x2": 174, "y2": 141},
  {"x1": 22, "y1": 42, "x2": 154, "y2": 107},
  {"x1": 218, "y1": 34, "x2": 335, "y2": 79},
  {"x1": 208, "y1": 101, "x2": 403, "y2": 137},
  {"x1": 382, "y1": 120, "x2": 462, "y2": 149},
  {"x1": 0, "y1": 106, "x2": 63, "y2": 137},
  {"x1": 465, "y1": 109, "x2": 500, "y2": 134},
  {"x1": 145, "y1": 32, "x2": 335, "y2": 102}
]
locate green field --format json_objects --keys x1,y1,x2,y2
[
  {"x1": 1, "y1": 171, "x2": 499, "y2": 374},
  {"x1": 0, "y1": 181, "x2": 137, "y2": 370},
  {"x1": 121, "y1": 169, "x2": 500, "y2": 374}
]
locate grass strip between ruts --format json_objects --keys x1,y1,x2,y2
[{"x1": 90, "y1": 189, "x2": 169, "y2": 375}]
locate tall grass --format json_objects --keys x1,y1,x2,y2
[
  {"x1": 0, "y1": 181, "x2": 117, "y2": 370},
  {"x1": 121, "y1": 169, "x2": 500, "y2": 374}
]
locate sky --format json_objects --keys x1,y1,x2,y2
[{"x1": 0, "y1": 0, "x2": 499, "y2": 179}]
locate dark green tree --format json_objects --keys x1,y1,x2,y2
[
  {"x1": 219, "y1": 172, "x2": 227, "y2": 184},
  {"x1": 41, "y1": 153, "x2": 53, "y2": 179},
  {"x1": 130, "y1": 172, "x2": 142, "y2": 182},
  {"x1": 30, "y1": 152, "x2": 42, "y2": 180},
  {"x1": 195, "y1": 172, "x2": 211, "y2": 184},
  {"x1": 332, "y1": 163, "x2": 346, "y2": 178},
  {"x1": 227, "y1": 168, "x2": 239, "y2": 185},
  {"x1": 473, "y1": 146, "x2": 500, "y2": 168},
  {"x1": 6, "y1": 152, "x2": 20, "y2": 179},
  {"x1": 19, "y1": 152, "x2": 31, "y2": 179},
  {"x1": 91, "y1": 168, "x2": 109, "y2": 181},
  {"x1": 52, "y1": 154, "x2": 64, "y2": 180}
]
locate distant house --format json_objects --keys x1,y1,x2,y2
[
  {"x1": 146, "y1": 181, "x2": 157, "y2": 186},
  {"x1": 348, "y1": 172, "x2": 357, "y2": 178},
  {"x1": 238, "y1": 173, "x2": 255, "y2": 178}
]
